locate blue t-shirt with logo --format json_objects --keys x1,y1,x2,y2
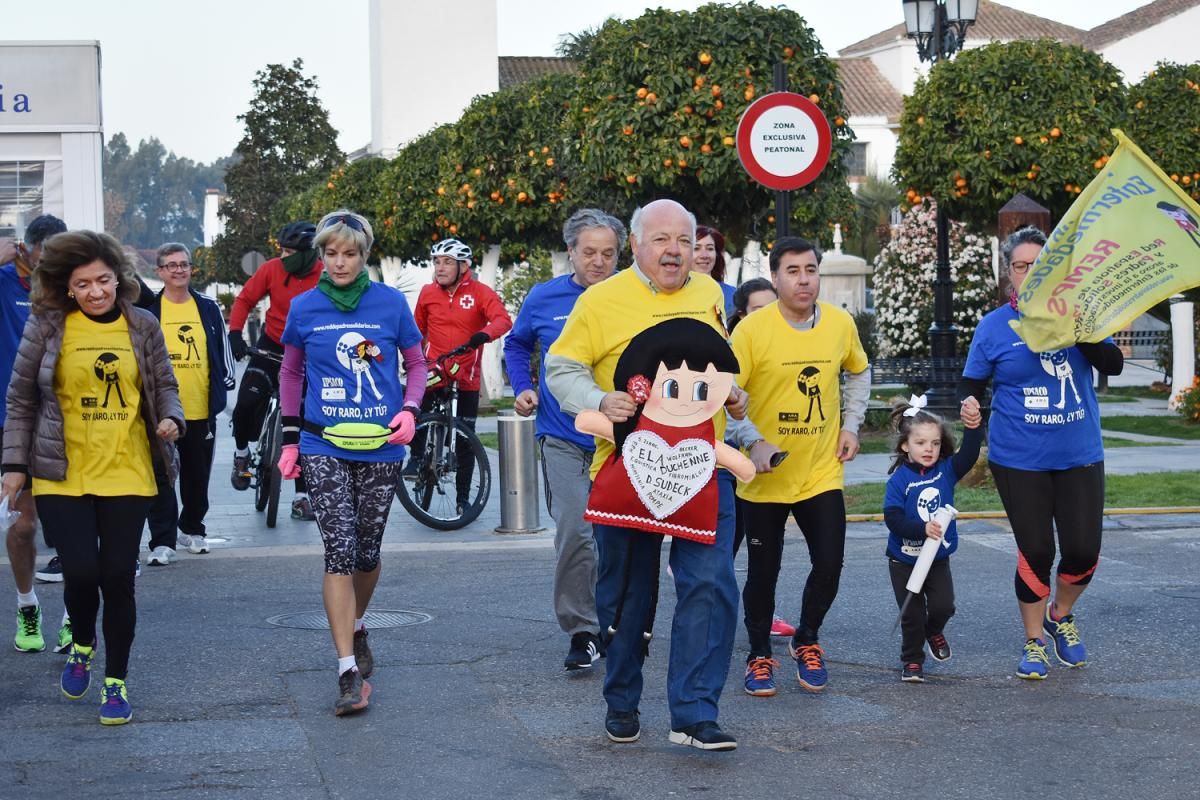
[
  {"x1": 0, "y1": 263, "x2": 33, "y2": 427},
  {"x1": 503, "y1": 274, "x2": 595, "y2": 451},
  {"x1": 282, "y1": 282, "x2": 422, "y2": 462},
  {"x1": 963, "y1": 305, "x2": 1105, "y2": 471},
  {"x1": 884, "y1": 458, "x2": 962, "y2": 564}
]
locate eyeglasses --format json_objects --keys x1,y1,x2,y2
[
  {"x1": 1009, "y1": 261, "x2": 1034, "y2": 274},
  {"x1": 158, "y1": 261, "x2": 192, "y2": 272},
  {"x1": 319, "y1": 214, "x2": 365, "y2": 233}
]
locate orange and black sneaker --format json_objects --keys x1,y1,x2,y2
[{"x1": 791, "y1": 642, "x2": 828, "y2": 692}]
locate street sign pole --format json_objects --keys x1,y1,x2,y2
[{"x1": 773, "y1": 62, "x2": 791, "y2": 241}]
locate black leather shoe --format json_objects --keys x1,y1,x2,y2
[{"x1": 605, "y1": 709, "x2": 640, "y2": 743}]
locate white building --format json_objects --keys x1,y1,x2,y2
[
  {"x1": 0, "y1": 41, "x2": 104, "y2": 237},
  {"x1": 836, "y1": 0, "x2": 1200, "y2": 183}
]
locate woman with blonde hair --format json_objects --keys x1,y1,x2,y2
[{"x1": 2, "y1": 230, "x2": 183, "y2": 725}]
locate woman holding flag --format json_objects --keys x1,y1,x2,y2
[{"x1": 959, "y1": 225, "x2": 1123, "y2": 681}]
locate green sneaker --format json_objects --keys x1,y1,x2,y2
[
  {"x1": 54, "y1": 618, "x2": 73, "y2": 654},
  {"x1": 15, "y1": 605, "x2": 45, "y2": 652}
]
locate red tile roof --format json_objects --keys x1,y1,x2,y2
[
  {"x1": 840, "y1": 0, "x2": 1087, "y2": 55},
  {"x1": 1086, "y1": 0, "x2": 1200, "y2": 47},
  {"x1": 835, "y1": 58, "x2": 904, "y2": 120}
]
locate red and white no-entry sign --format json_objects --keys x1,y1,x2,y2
[{"x1": 736, "y1": 92, "x2": 832, "y2": 191}]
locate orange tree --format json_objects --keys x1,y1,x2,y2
[
  {"x1": 563, "y1": 2, "x2": 857, "y2": 248},
  {"x1": 1126, "y1": 61, "x2": 1200, "y2": 204},
  {"x1": 893, "y1": 39, "x2": 1126, "y2": 228},
  {"x1": 282, "y1": 156, "x2": 390, "y2": 245}
]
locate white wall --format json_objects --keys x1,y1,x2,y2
[
  {"x1": 1100, "y1": 7, "x2": 1200, "y2": 82},
  {"x1": 848, "y1": 116, "x2": 899, "y2": 181},
  {"x1": 369, "y1": 0, "x2": 499, "y2": 156}
]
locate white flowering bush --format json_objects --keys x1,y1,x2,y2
[{"x1": 873, "y1": 200, "x2": 996, "y2": 357}]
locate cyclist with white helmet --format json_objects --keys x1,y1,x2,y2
[
  {"x1": 226, "y1": 222, "x2": 323, "y2": 523},
  {"x1": 411, "y1": 238, "x2": 512, "y2": 512}
]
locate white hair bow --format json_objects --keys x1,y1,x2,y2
[{"x1": 903, "y1": 394, "x2": 928, "y2": 417}]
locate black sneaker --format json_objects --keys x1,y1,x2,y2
[
  {"x1": 35, "y1": 556, "x2": 64, "y2": 583},
  {"x1": 902, "y1": 662, "x2": 926, "y2": 683},
  {"x1": 291, "y1": 496, "x2": 316, "y2": 521},
  {"x1": 926, "y1": 632, "x2": 952, "y2": 662},
  {"x1": 353, "y1": 628, "x2": 374, "y2": 679},
  {"x1": 564, "y1": 632, "x2": 603, "y2": 671},
  {"x1": 334, "y1": 668, "x2": 371, "y2": 717},
  {"x1": 230, "y1": 455, "x2": 252, "y2": 491},
  {"x1": 605, "y1": 709, "x2": 640, "y2": 743},
  {"x1": 668, "y1": 720, "x2": 737, "y2": 751}
]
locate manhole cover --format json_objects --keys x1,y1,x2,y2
[
  {"x1": 1158, "y1": 586, "x2": 1200, "y2": 600},
  {"x1": 266, "y1": 609, "x2": 432, "y2": 630}
]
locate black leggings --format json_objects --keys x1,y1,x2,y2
[
  {"x1": 742, "y1": 490, "x2": 846, "y2": 655},
  {"x1": 231, "y1": 336, "x2": 307, "y2": 493},
  {"x1": 35, "y1": 494, "x2": 152, "y2": 680},
  {"x1": 990, "y1": 461, "x2": 1104, "y2": 604},
  {"x1": 889, "y1": 557, "x2": 955, "y2": 664},
  {"x1": 412, "y1": 387, "x2": 480, "y2": 504}
]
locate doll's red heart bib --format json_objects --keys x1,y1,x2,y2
[{"x1": 622, "y1": 429, "x2": 716, "y2": 520}]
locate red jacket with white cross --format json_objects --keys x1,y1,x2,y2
[{"x1": 414, "y1": 269, "x2": 512, "y2": 392}]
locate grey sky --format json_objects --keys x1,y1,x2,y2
[{"x1": 7, "y1": 0, "x2": 1148, "y2": 164}]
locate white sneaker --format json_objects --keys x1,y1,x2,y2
[
  {"x1": 176, "y1": 532, "x2": 193, "y2": 549},
  {"x1": 147, "y1": 546, "x2": 176, "y2": 566},
  {"x1": 187, "y1": 536, "x2": 210, "y2": 555}
]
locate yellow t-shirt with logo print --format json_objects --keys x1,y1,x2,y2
[
  {"x1": 548, "y1": 268, "x2": 728, "y2": 478},
  {"x1": 160, "y1": 295, "x2": 209, "y2": 420},
  {"x1": 33, "y1": 311, "x2": 156, "y2": 497},
  {"x1": 731, "y1": 300, "x2": 868, "y2": 504}
]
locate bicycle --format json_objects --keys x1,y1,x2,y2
[
  {"x1": 246, "y1": 348, "x2": 284, "y2": 528},
  {"x1": 395, "y1": 345, "x2": 492, "y2": 531}
]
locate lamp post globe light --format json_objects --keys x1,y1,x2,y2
[{"x1": 902, "y1": 0, "x2": 978, "y2": 410}]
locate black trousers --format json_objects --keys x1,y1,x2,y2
[
  {"x1": 411, "y1": 387, "x2": 480, "y2": 504},
  {"x1": 990, "y1": 461, "x2": 1104, "y2": 603},
  {"x1": 35, "y1": 494, "x2": 152, "y2": 679},
  {"x1": 742, "y1": 489, "x2": 847, "y2": 655},
  {"x1": 888, "y1": 556, "x2": 956, "y2": 664},
  {"x1": 148, "y1": 417, "x2": 216, "y2": 548}
]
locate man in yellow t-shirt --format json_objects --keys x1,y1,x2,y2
[
  {"x1": 728, "y1": 236, "x2": 870, "y2": 697},
  {"x1": 145, "y1": 244, "x2": 236, "y2": 564},
  {"x1": 547, "y1": 199, "x2": 747, "y2": 752}
]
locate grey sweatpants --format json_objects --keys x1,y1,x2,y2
[{"x1": 540, "y1": 436, "x2": 598, "y2": 637}]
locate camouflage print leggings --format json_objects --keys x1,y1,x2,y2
[{"x1": 302, "y1": 454, "x2": 402, "y2": 576}]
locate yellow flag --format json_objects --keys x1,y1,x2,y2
[{"x1": 1011, "y1": 130, "x2": 1200, "y2": 352}]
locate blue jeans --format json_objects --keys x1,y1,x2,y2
[{"x1": 594, "y1": 475, "x2": 737, "y2": 730}]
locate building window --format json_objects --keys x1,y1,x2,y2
[
  {"x1": 0, "y1": 161, "x2": 46, "y2": 238},
  {"x1": 846, "y1": 143, "x2": 868, "y2": 178}
]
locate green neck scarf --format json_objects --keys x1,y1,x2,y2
[
  {"x1": 281, "y1": 247, "x2": 319, "y2": 277},
  {"x1": 317, "y1": 270, "x2": 371, "y2": 312}
]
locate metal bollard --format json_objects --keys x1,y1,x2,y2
[{"x1": 494, "y1": 411, "x2": 546, "y2": 534}]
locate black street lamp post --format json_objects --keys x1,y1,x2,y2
[{"x1": 902, "y1": 0, "x2": 978, "y2": 410}]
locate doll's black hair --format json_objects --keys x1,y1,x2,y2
[
  {"x1": 612, "y1": 318, "x2": 739, "y2": 453},
  {"x1": 887, "y1": 399, "x2": 956, "y2": 474}
]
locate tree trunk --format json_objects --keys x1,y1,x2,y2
[{"x1": 477, "y1": 244, "x2": 505, "y2": 402}]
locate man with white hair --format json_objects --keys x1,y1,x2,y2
[{"x1": 546, "y1": 199, "x2": 747, "y2": 751}]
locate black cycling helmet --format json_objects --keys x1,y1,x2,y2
[{"x1": 278, "y1": 221, "x2": 316, "y2": 251}]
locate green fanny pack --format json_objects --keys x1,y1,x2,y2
[{"x1": 303, "y1": 421, "x2": 393, "y2": 451}]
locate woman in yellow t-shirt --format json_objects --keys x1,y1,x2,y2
[{"x1": 1, "y1": 231, "x2": 183, "y2": 726}]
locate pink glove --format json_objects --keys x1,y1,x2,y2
[
  {"x1": 278, "y1": 444, "x2": 301, "y2": 480},
  {"x1": 388, "y1": 409, "x2": 417, "y2": 445}
]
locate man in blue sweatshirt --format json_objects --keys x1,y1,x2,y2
[
  {"x1": 504, "y1": 208, "x2": 625, "y2": 671},
  {"x1": 2, "y1": 215, "x2": 68, "y2": 654}
]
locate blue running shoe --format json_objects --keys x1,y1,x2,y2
[
  {"x1": 61, "y1": 643, "x2": 94, "y2": 699},
  {"x1": 744, "y1": 656, "x2": 779, "y2": 696},
  {"x1": 99, "y1": 678, "x2": 132, "y2": 725},
  {"x1": 791, "y1": 643, "x2": 828, "y2": 692},
  {"x1": 1043, "y1": 607, "x2": 1087, "y2": 667},
  {"x1": 1017, "y1": 638, "x2": 1049, "y2": 680}
]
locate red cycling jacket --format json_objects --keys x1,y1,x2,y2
[
  {"x1": 414, "y1": 269, "x2": 512, "y2": 392},
  {"x1": 228, "y1": 256, "x2": 324, "y2": 344}
]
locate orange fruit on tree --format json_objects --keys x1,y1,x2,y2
[
  {"x1": 712, "y1": 85, "x2": 722, "y2": 97},
  {"x1": 834, "y1": 116, "x2": 845, "y2": 127},
  {"x1": 626, "y1": 174, "x2": 637, "y2": 184},
  {"x1": 623, "y1": 125, "x2": 634, "y2": 136},
  {"x1": 517, "y1": 191, "x2": 528, "y2": 202},
  {"x1": 744, "y1": 87, "x2": 755, "y2": 101},
  {"x1": 743, "y1": 67, "x2": 752, "y2": 78},
  {"x1": 1050, "y1": 127, "x2": 1061, "y2": 138},
  {"x1": 683, "y1": 105, "x2": 694, "y2": 114},
  {"x1": 437, "y1": 186, "x2": 446, "y2": 196},
  {"x1": 955, "y1": 177, "x2": 967, "y2": 187},
  {"x1": 699, "y1": 51, "x2": 713, "y2": 65},
  {"x1": 637, "y1": 87, "x2": 648, "y2": 99},
  {"x1": 808, "y1": 93, "x2": 820, "y2": 104},
  {"x1": 679, "y1": 135, "x2": 692, "y2": 148},
  {"x1": 714, "y1": 99, "x2": 724, "y2": 110},
  {"x1": 723, "y1": 135, "x2": 735, "y2": 146},
  {"x1": 1039, "y1": 136, "x2": 1049, "y2": 144},
  {"x1": 916, "y1": 115, "x2": 925, "y2": 125},
  {"x1": 431, "y1": 233, "x2": 439, "y2": 241},
  {"x1": 1171, "y1": 174, "x2": 1180, "y2": 182},
  {"x1": 646, "y1": 92, "x2": 657, "y2": 104},
  {"x1": 663, "y1": 158, "x2": 673, "y2": 167},
  {"x1": 700, "y1": 143, "x2": 712, "y2": 154},
  {"x1": 473, "y1": 168, "x2": 482, "y2": 176},
  {"x1": 449, "y1": 224, "x2": 458, "y2": 235},
  {"x1": 1027, "y1": 171, "x2": 1037, "y2": 180},
  {"x1": 1014, "y1": 136, "x2": 1024, "y2": 145},
  {"x1": 541, "y1": 146, "x2": 549, "y2": 154},
  {"x1": 545, "y1": 157, "x2": 555, "y2": 167},
  {"x1": 466, "y1": 200, "x2": 475, "y2": 209},
  {"x1": 326, "y1": 182, "x2": 335, "y2": 190},
  {"x1": 694, "y1": 76, "x2": 706, "y2": 88},
  {"x1": 490, "y1": 191, "x2": 501, "y2": 201},
  {"x1": 1094, "y1": 158, "x2": 1105, "y2": 169},
  {"x1": 783, "y1": 46, "x2": 794, "y2": 59},
  {"x1": 678, "y1": 158, "x2": 688, "y2": 168}
]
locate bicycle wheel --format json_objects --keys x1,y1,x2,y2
[
  {"x1": 263, "y1": 408, "x2": 283, "y2": 528},
  {"x1": 253, "y1": 425, "x2": 271, "y2": 512},
  {"x1": 396, "y1": 415, "x2": 491, "y2": 531}
]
